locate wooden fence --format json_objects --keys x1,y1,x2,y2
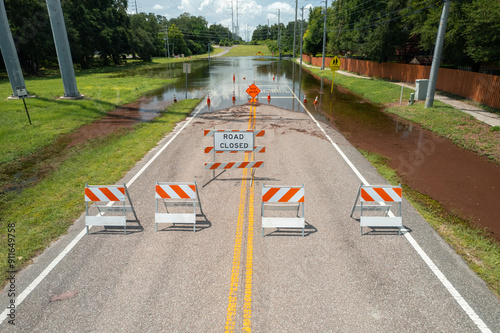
[{"x1": 302, "y1": 55, "x2": 500, "y2": 110}]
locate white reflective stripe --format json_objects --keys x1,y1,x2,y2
[
  {"x1": 290, "y1": 188, "x2": 304, "y2": 202},
  {"x1": 385, "y1": 188, "x2": 402, "y2": 202}
]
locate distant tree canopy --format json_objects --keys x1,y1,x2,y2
[{"x1": 1, "y1": 2, "x2": 233, "y2": 73}]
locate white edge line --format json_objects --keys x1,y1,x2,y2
[
  {"x1": 0, "y1": 100, "x2": 205, "y2": 325},
  {"x1": 288, "y1": 85, "x2": 492, "y2": 333}
]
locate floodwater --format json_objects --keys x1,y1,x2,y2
[{"x1": 96, "y1": 57, "x2": 500, "y2": 241}]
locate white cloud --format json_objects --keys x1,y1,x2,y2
[{"x1": 152, "y1": 4, "x2": 164, "y2": 10}]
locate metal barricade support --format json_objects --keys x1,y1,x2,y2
[
  {"x1": 261, "y1": 184, "x2": 305, "y2": 237},
  {"x1": 350, "y1": 184, "x2": 403, "y2": 235},
  {"x1": 85, "y1": 183, "x2": 137, "y2": 235},
  {"x1": 155, "y1": 181, "x2": 203, "y2": 232}
]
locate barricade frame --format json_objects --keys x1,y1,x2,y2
[
  {"x1": 350, "y1": 183, "x2": 402, "y2": 235},
  {"x1": 261, "y1": 184, "x2": 305, "y2": 237},
  {"x1": 155, "y1": 181, "x2": 204, "y2": 232},
  {"x1": 85, "y1": 183, "x2": 137, "y2": 235}
]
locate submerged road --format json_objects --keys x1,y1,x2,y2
[{"x1": 1, "y1": 87, "x2": 499, "y2": 332}]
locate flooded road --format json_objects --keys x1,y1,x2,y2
[{"x1": 104, "y1": 57, "x2": 500, "y2": 240}]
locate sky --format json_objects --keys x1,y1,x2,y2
[{"x1": 128, "y1": 0, "x2": 318, "y2": 41}]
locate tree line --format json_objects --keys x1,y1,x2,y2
[
  {"x1": 256, "y1": 0, "x2": 499, "y2": 71},
  {"x1": 1, "y1": 0, "x2": 235, "y2": 73}
]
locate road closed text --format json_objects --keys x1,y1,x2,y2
[{"x1": 214, "y1": 132, "x2": 254, "y2": 151}]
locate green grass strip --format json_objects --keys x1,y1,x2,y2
[
  {"x1": 222, "y1": 45, "x2": 272, "y2": 57},
  {"x1": 0, "y1": 68, "x2": 174, "y2": 165},
  {"x1": 0, "y1": 99, "x2": 200, "y2": 281}
]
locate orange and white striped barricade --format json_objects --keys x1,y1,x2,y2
[
  {"x1": 261, "y1": 184, "x2": 305, "y2": 237},
  {"x1": 204, "y1": 129, "x2": 265, "y2": 175},
  {"x1": 155, "y1": 181, "x2": 204, "y2": 232},
  {"x1": 350, "y1": 184, "x2": 402, "y2": 235},
  {"x1": 85, "y1": 184, "x2": 137, "y2": 235}
]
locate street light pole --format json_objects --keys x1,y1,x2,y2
[
  {"x1": 322, "y1": 0, "x2": 328, "y2": 70},
  {"x1": 293, "y1": 0, "x2": 298, "y2": 58},
  {"x1": 425, "y1": 0, "x2": 451, "y2": 108}
]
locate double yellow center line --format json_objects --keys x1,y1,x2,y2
[{"x1": 225, "y1": 104, "x2": 257, "y2": 332}]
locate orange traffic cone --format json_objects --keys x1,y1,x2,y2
[
  {"x1": 173, "y1": 94, "x2": 177, "y2": 103},
  {"x1": 273, "y1": 75, "x2": 275, "y2": 81},
  {"x1": 314, "y1": 96, "x2": 318, "y2": 104},
  {"x1": 303, "y1": 94, "x2": 307, "y2": 103},
  {"x1": 207, "y1": 94, "x2": 211, "y2": 105},
  {"x1": 233, "y1": 73, "x2": 235, "y2": 82},
  {"x1": 232, "y1": 91, "x2": 236, "y2": 102},
  {"x1": 267, "y1": 90, "x2": 271, "y2": 101}
]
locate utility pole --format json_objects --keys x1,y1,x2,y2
[
  {"x1": 300, "y1": 7, "x2": 304, "y2": 68},
  {"x1": 293, "y1": 0, "x2": 298, "y2": 58},
  {"x1": 166, "y1": 26, "x2": 170, "y2": 58},
  {"x1": 425, "y1": 0, "x2": 451, "y2": 108},
  {"x1": 236, "y1": 0, "x2": 239, "y2": 40},
  {"x1": 0, "y1": 0, "x2": 28, "y2": 98},
  {"x1": 46, "y1": 0, "x2": 82, "y2": 98},
  {"x1": 278, "y1": 9, "x2": 282, "y2": 59},
  {"x1": 134, "y1": 0, "x2": 138, "y2": 14},
  {"x1": 322, "y1": 0, "x2": 328, "y2": 70},
  {"x1": 231, "y1": 0, "x2": 234, "y2": 40}
]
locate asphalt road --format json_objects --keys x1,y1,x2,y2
[{"x1": 1, "y1": 96, "x2": 499, "y2": 332}]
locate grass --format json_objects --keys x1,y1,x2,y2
[
  {"x1": 222, "y1": 45, "x2": 273, "y2": 57},
  {"x1": 0, "y1": 64, "x2": 174, "y2": 165},
  {"x1": 360, "y1": 150, "x2": 500, "y2": 298},
  {"x1": 0, "y1": 99, "x2": 200, "y2": 282}
]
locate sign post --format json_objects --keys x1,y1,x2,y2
[
  {"x1": 183, "y1": 63, "x2": 191, "y2": 99},
  {"x1": 16, "y1": 86, "x2": 31, "y2": 125},
  {"x1": 329, "y1": 56, "x2": 341, "y2": 94}
]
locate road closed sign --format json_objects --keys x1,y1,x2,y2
[{"x1": 214, "y1": 131, "x2": 254, "y2": 151}]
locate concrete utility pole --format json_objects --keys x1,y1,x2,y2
[
  {"x1": 231, "y1": 0, "x2": 234, "y2": 40},
  {"x1": 0, "y1": 0, "x2": 28, "y2": 98},
  {"x1": 293, "y1": 0, "x2": 298, "y2": 58},
  {"x1": 300, "y1": 7, "x2": 304, "y2": 68},
  {"x1": 166, "y1": 26, "x2": 170, "y2": 58},
  {"x1": 425, "y1": 0, "x2": 451, "y2": 108},
  {"x1": 322, "y1": 0, "x2": 328, "y2": 70},
  {"x1": 46, "y1": 0, "x2": 82, "y2": 98},
  {"x1": 278, "y1": 9, "x2": 282, "y2": 59}
]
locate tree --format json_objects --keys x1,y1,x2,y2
[
  {"x1": 303, "y1": 7, "x2": 324, "y2": 56},
  {"x1": 463, "y1": 0, "x2": 500, "y2": 65},
  {"x1": 130, "y1": 13, "x2": 158, "y2": 61},
  {"x1": 4, "y1": 0, "x2": 55, "y2": 74}
]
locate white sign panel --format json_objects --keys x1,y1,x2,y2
[{"x1": 214, "y1": 131, "x2": 254, "y2": 151}]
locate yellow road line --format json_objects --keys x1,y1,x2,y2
[
  {"x1": 243, "y1": 161, "x2": 255, "y2": 332},
  {"x1": 225, "y1": 104, "x2": 257, "y2": 332},
  {"x1": 243, "y1": 106, "x2": 256, "y2": 331},
  {"x1": 225, "y1": 165, "x2": 248, "y2": 332}
]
